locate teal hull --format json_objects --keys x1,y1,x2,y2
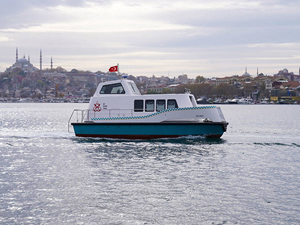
[{"x1": 71, "y1": 122, "x2": 228, "y2": 139}]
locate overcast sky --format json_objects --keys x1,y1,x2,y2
[{"x1": 1, "y1": 0, "x2": 300, "y2": 78}]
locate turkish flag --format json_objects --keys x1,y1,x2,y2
[{"x1": 109, "y1": 65, "x2": 118, "y2": 72}]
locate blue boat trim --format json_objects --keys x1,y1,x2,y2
[
  {"x1": 91, "y1": 106, "x2": 216, "y2": 121},
  {"x1": 71, "y1": 121, "x2": 228, "y2": 139}
]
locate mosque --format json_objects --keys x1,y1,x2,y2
[{"x1": 5, "y1": 48, "x2": 47, "y2": 73}]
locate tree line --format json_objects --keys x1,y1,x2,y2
[{"x1": 147, "y1": 83, "x2": 270, "y2": 100}]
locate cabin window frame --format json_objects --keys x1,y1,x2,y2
[
  {"x1": 167, "y1": 99, "x2": 178, "y2": 109},
  {"x1": 134, "y1": 100, "x2": 144, "y2": 112},
  {"x1": 156, "y1": 99, "x2": 166, "y2": 112},
  {"x1": 145, "y1": 100, "x2": 155, "y2": 112},
  {"x1": 100, "y1": 83, "x2": 125, "y2": 94},
  {"x1": 129, "y1": 82, "x2": 140, "y2": 94}
]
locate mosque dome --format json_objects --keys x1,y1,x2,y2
[
  {"x1": 18, "y1": 57, "x2": 28, "y2": 63},
  {"x1": 242, "y1": 71, "x2": 250, "y2": 76},
  {"x1": 242, "y1": 67, "x2": 250, "y2": 76}
]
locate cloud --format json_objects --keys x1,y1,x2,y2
[
  {"x1": 0, "y1": 36, "x2": 12, "y2": 42},
  {"x1": 0, "y1": 0, "x2": 107, "y2": 29},
  {"x1": 1, "y1": 0, "x2": 300, "y2": 77},
  {"x1": 259, "y1": 0, "x2": 300, "y2": 6}
]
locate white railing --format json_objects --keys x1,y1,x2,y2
[
  {"x1": 90, "y1": 109, "x2": 135, "y2": 119},
  {"x1": 68, "y1": 109, "x2": 89, "y2": 132},
  {"x1": 68, "y1": 108, "x2": 136, "y2": 132}
]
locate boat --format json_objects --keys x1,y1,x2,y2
[
  {"x1": 213, "y1": 98, "x2": 223, "y2": 104},
  {"x1": 196, "y1": 97, "x2": 209, "y2": 104},
  {"x1": 259, "y1": 98, "x2": 269, "y2": 104},
  {"x1": 237, "y1": 97, "x2": 254, "y2": 104},
  {"x1": 226, "y1": 99, "x2": 239, "y2": 104},
  {"x1": 69, "y1": 77, "x2": 228, "y2": 139}
]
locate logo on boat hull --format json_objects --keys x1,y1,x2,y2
[{"x1": 93, "y1": 101, "x2": 102, "y2": 112}]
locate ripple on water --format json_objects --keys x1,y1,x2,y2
[{"x1": 1, "y1": 104, "x2": 300, "y2": 224}]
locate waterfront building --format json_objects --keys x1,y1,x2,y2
[{"x1": 216, "y1": 75, "x2": 254, "y2": 86}]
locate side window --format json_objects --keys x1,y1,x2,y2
[
  {"x1": 100, "y1": 83, "x2": 125, "y2": 94},
  {"x1": 167, "y1": 99, "x2": 178, "y2": 109},
  {"x1": 129, "y1": 82, "x2": 140, "y2": 94},
  {"x1": 156, "y1": 100, "x2": 165, "y2": 112},
  {"x1": 145, "y1": 100, "x2": 154, "y2": 112},
  {"x1": 134, "y1": 100, "x2": 143, "y2": 112}
]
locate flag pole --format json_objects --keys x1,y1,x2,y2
[{"x1": 117, "y1": 63, "x2": 120, "y2": 78}]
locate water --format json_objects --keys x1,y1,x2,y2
[{"x1": 0, "y1": 103, "x2": 299, "y2": 224}]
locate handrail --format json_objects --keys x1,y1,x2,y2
[
  {"x1": 68, "y1": 109, "x2": 88, "y2": 132},
  {"x1": 89, "y1": 108, "x2": 135, "y2": 119}
]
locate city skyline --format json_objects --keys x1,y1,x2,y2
[
  {"x1": 1, "y1": 0, "x2": 300, "y2": 78},
  {"x1": 2, "y1": 47, "x2": 300, "y2": 79}
]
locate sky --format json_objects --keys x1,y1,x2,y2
[{"x1": 1, "y1": 0, "x2": 300, "y2": 78}]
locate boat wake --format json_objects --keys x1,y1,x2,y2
[
  {"x1": 0, "y1": 131, "x2": 74, "y2": 140},
  {"x1": 73, "y1": 135, "x2": 227, "y2": 145},
  {"x1": 254, "y1": 142, "x2": 300, "y2": 148}
]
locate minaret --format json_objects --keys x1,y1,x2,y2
[
  {"x1": 51, "y1": 57, "x2": 53, "y2": 70},
  {"x1": 28, "y1": 55, "x2": 30, "y2": 63},
  {"x1": 16, "y1": 47, "x2": 18, "y2": 63},
  {"x1": 40, "y1": 49, "x2": 42, "y2": 71}
]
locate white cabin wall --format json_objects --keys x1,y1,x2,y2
[{"x1": 89, "y1": 94, "x2": 195, "y2": 114}]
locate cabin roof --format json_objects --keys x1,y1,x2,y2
[{"x1": 94, "y1": 78, "x2": 141, "y2": 96}]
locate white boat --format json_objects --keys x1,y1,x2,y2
[
  {"x1": 226, "y1": 99, "x2": 239, "y2": 104},
  {"x1": 69, "y1": 77, "x2": 228, "y2": 139},
  {"x1": 260, "y1": 98, "x2": 269, "y2": 104},
  {"x1": 238, "y1": 97, "x2": 254, "y2": 104}
]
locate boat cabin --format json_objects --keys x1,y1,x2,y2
[{"x1": 89, "y1": 78, "x2": 198, "y2": 115}]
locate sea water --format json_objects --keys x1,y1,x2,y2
[{"x1": 0, "y1": 103, "x2": 299, "y2": 224}]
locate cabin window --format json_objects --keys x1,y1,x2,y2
[
  {"x1": 189, "y1": 96, "x2": 196, "y2": 107},
  {"x1": 129, "y1": 82, "x2": 140, "y2": 94},
  {"x1": 100, "y1": 83, "x2": 125, "y2": 94},
  {"x1": 167, "y1": 99, "x2": 178, "y2": 109},
  {"x1": 134, "y1": 100, "x2": 143, "y2": 112},
  {"x1": 145, "y1": 100, "x2": 154, "y2": 112},
  {"x1": 156, "y1": 100, "x2": 165, "y2": 112}
]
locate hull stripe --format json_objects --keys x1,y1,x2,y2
[{"x1": 90, "y1": 106, "x2": 216, "y2": 121}]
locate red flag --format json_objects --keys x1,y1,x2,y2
[{"x1": 109, "y1": 65, "x2": 118, "y2": 72}]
